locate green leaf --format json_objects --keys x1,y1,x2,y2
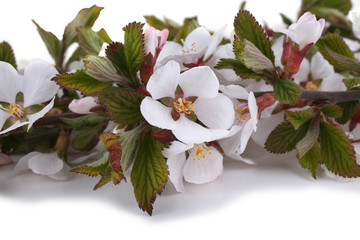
[
  {"x1": 343, "y1": 78, "x2": 360, "y2": 89},
  {"x1": 104, "y1": 90, "x2": 145, "y2": 126},
  {"x1": 274, "y1": 78, "x2": 301, "y2": 104},
  {"x1": 97, "y1": 28, "x2": 113, "y2": 44},
  {"x1": 286, "y1": 110, "x2": 314, "y2": 130},
  {"x1": 61, "y1": 114, "x2": 106, "y2": 129},
  {"x1": 215, "y1": 58, "x2": 265, "y2": 80},
  {"x1": 72, "y1": 128, "x2": 101, "y2": 151},
  {"x1": 0, "y1": 41, "x2": 17, "y2": 69},
  {"x1": 320, "y1": 104, "x2": 343, "y2": 118},
  {"x1": 62, "y1": 5, "x2": 103, "y2": 49},
  {"x1": 298, "y1": 141, "x2": 321, "y2": 179},
  {"x1": 32, "y1": 20, "x2": 62, "y2": 63},
  {"x1": 131, "y1": 131, "x2": 169, "y2": 215},
  {"x1": 280, "y1": 13, "x2": 293, "y2": 26},
  {"x1": 335, "y1": 100, "x2": 359, "y2": 124},
  {"x1": 144, "y1": 15, "x2": 180, "y2": 40},
  {"x1": 320, "y1": 122, "x2": 360, "y2": 177},
  {"x1": 174, "y1": 17, "x2": 200, "y2": 43},
  {"x1": 84, "y1": 55, "x2": 125, "y2": 83},
  {"x1": 265, "y1": 120, "x2": 311, "y2": 154},
  {"x1": 77, "y1": 27, "x2": 104, "y2": 55},
  {"x1": 295, "y1": 117, "x2": 320, "y2": 158},
  {"x1": 71, "y1": 152, "x2": 113, "y2": 190},
  {"x1": 300, "y1": 0, "x2": 352, "y2": 16},
  {"x1": 317, "y1": 34, "x2": 360, "y2": 73},
  {"x1": 53, "y1": 70, "x2": 113, "y2": 95},
  {"x1": 234, "y1": 10, "x2": 275, "y2": 64},
  {"x1": 64, "y1": 47, "x2": 87, "y2": 69}
]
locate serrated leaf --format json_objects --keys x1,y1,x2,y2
[
  {"x1": 215, "y1": 58, "x2": 265, "y2": 80},
  {"x1": 97, "y1": 28, "x2": 112, "y2": 44},
  {"x1": 174, "y1": 17, "x2": 200, "y2": 43},
  {"x1": 104, "y1": 90, "x2": 145, "y2": 126},
  {"x1": 71, "y1": 152, "x2": 113, "y2": 190},
  {"x1": 77, "y1": 27, "x2": 104, "y2": 55},
  {"x1": 72, "y1": 128, "x2": 101, "y2": 151},
  {"x1": 234, "y1": 10, "x2": 275, "y2": 64},
  {"x1": 286, "y1": 110, "x2": 314, "y2": 130},
  {"x1": 335, "y1": 100, "x2": 359, "y2": 124},
  {"x1": 296, "y1": 117, "x2": 320, "y2": 158},
  {"x1": 32, "y1": 20, "x2": 62, "y2": 63},
  {"x1": 0, "y1": 41, "x2": 17, "y2": 69},
  {"x1": 61, "y1": 114, "x2": 106, "y2": 129},
  {"x1": 84, "y1": 55, "x2": 125, "y2": 83},
  {"x1": 100, "y1": 133, "x2": 125, "y2": 185},
  {"x1": 53, "y1": 70, "x2": 113, "y2": 95},
  {"x1": 62, "y1": 5, "x2": 103, "y2": 49},
  {"x1": 320, "y1": 104, "x2": 343, "y2": 118},
  {"x1": 131, "y1": 131, "x2": 169, "y2": 215},
  {"x1": 274, "y1": 78, "x2": 301, "y2": 104},
  {"x1": 298, "y1": 141, "x2": 321, "y2": 179},
  {"x1": 265, "y1": 120, "x2": 311, "y2": 154},
  {"x1": 317, "y1": 34, "x2": 360, "y2": 73},
  {"x1": 300, "y1": 0, "x2": 352, "y2": 16},
  {"x1": 343, "y1": 78, "x2": 360, "y2": 89},
  {"x1": 320, "y1": 122, "x2": 360, "y2": 177}
]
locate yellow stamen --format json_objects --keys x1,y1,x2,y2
[
  {"x1": 8, "y1": 103, "x2": 25, "y2": 120},
  {"x1": 305, "y1": 81, "x2": 319, "y2": 90},
  {"x1": 173, "y1": 98, "x2": 194, "y2": 116},
  {"x1": 181, "y1": 40, "x2": 197, "y2": 55},
  {"x1": 191, "y1": 144, "x2": 212, "y2": 161},
  {"x1": 234, "y1": 104, "x2": 249, "y2": 124}
]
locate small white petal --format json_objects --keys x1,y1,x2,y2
[
  {"x1": 69, "y1": 96, "x2": 99, "y2": 114},
  {"x1": 22, "y1": 60, "x2": 59, "y2": 107},
  {"x1": 0, "y1": 120, "x2": 29, "y2": 135},
  {"x1": 167, "y1": 153, "x2": 187, "y2": 192},
  {"x1": 26, "y1": 97, "x2": 55, "y2": 131},
  {"x1": 248, "y1": 92, "x2": 258, "y2": 131},
  {"x1": 140, "y1": 97, "x2": 177, "y2": 130},
  {"x1": 157, "y1": 41, "x2": 183, "y2": 64},
  {"x1": 183, "y1": 146, "x2": 223, "y2": 184},
  {"x1": 28, "y1": 152, "x2": 63, "y2": 176},
  {"x1": 147, "y1": 60, "x2": 180, "y2": 99},
  {"x1": 319, "y1": 73, "x2": 346, "y2": 91},
  {"x1": 14, "y1": 152, "x2": 40, "y2": 172},
  {"x1": 48, "y1": 164, "x2": 73, "y2": 181},
  {"x1": 293, "y1": 58, "x2": 310, "y2": 84},
  {"x1": 204, "y1": 26, "x2": 225, "y2": 60},
  {"x1": 219, "y1": 84, "x2": 249, "y2": 99},
  {"x1": 184, "y1": 27, "x2": 211, "y2": 54},
  {"x1": 311, "y1": 52, "x2": 334, "y2": 80},
  {"x1": 162, "y1": 141, "x2": 193, "y2": 158},
  {"x1": 218, "y1": 125, "x2": 243, "y2": 155},
  {"x1": 179, "y1": 66, "x2": 219, "y2": 98},
  {"x1": 0, "y1": 61, "x2": 20, "y2": 104},
  {"x1": 193, "y1": 93, "x2": 234, "y2": 129},
  {"x1": 238, "y1": 120, "x2": 256, "y2": 154}
]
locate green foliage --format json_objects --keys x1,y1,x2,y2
[
  {"x1": 280, "y1": 13, "x2": 293, "y2": 26},
  {"x1": 144, "y1": 15, "x2": 180, "y2": 40},
  {"x1": 298, "y1": 142, "x2": 321, "y2": 179},
  {"x1": 104, "y1": 90, "x2": 145, "y2": 127},
  {"x1": 77, "y1": 27, "x2": 111, "y2": 55},
  {"x1": 215, "y1": 58, "x2": 265, "y2": 80},
  {"x1": 174, "y1": 17, "x2": 200, "y2": 43},
  {"x1": 265, "y1": 120, "x2": 311, "y2": 154},
  {"x1": 53, "y1": 70, "x2": 114, "y2": 95},
  {"x1": 300, "y1": 0, "x2": 352, "y2": 16},
  {"x1": 0, "y1": 41, "x2": 17, "y2": 69},
  {"x1": 320, "y1": 104, "x2": 343, "y2": 118},
  {"x1": 295, "y1": 118, "x2": 320, "y2": 159},
  {"x1": 317, "y1": 34, "x2": 360, "y2": 73},
  {"x1": 343, "y1": 78, "x2": 360, "y2": 89},
  {"x1": 234, "y1": 10, "x2": 275, "y2": 64},
  {"x1": 335, "y1": 101, "x2": 359, "y2": 124},
  {"x1": 131, "y1": 131, "x2": 169, "y2": 215},
  {"x1": 273, "y1": 78, "x2": 301, "y2": 104},
  {"x1": 320, "y1": 122, "x2": 360, "y2": 177},
  {"x1": 84, "y1": 55, "x2": 124, "y2": 83},
  {"x1": 286, "y1": 110, "x2": 315, "y2": 130},
  {"x1": 71, "y1": 152, "x2": 113, "y2": 190}
]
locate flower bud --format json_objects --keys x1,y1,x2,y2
[
  {"x1": 144, "y1": 27, "x2": 169, "y2": 56},
  {"x1": 69, "y1": 96, "x2": 100, "y2": 114}
]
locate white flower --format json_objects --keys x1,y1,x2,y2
[
  {"x1": 0, "y1": 60, "x2": 59, "y2": 134},
  {"x1": 140, "y1": 60, "x2": 235, "y2": 144},
  {"x1": 69, "y1": 96, "x2": 100, "y2": 114},
  {"x1": 157, "y1": 26, "x2": 224, "y2": 67},
  {"x1": 349, "y1": 8, "x2": 360, "y2": 39},
  {"x1": 273, "y1": 12, "x2": 325, "y2": 49},
  {"x1": 163, "y1": 140, "x2": 223, "y2": 192}
]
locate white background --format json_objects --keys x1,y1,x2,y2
[{"x1": 1, "y1": 0, "x2": 360, "y2": 239}]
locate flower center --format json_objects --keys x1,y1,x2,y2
[
  {"x1": 181, "y1": 40, "x2": 197, "y2": 55},
  {"x1": 190, "y1": 144, "x2": 212, "y2": 161},
  {"x1": 234, "y1": 104, "x2": 249, "y2": 124},
  {"x1": 173, "y1": 98, "x2": 194, "y2": 116},
  {"x1": 8, "y1": 103, "x2": 25, "y2": 120}
]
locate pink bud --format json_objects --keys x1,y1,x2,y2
[
  {"x1": 0, "y1": 153, "x2": 12, "y2": 166},
  {"x1": 69, "y1": 96, "x2": 100, "y2": 114},
  {"x1": 144, "y1": 27, "x2": 169, "y2": 56}
]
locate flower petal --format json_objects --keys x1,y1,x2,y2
[
  {"x1": 204, "y1": 26, "x2": 225, "y2": 60},
  {"x1": 48, "y1": 164, "x2": 73, "y2": 181},
  {"x1": 319, "y1": 73, "x2": 346, "y2": 91},
  {"x1": 14, "y1": 152, "x2": 40, "y2": 172},
  {"x1": 179, "y1": 66, "x2": 219, "y2": 98},
  {"x1": 167, "y1": 152, "x2": 187, "y2": 192},
  {"x1": 0, "y1": 110, "x2": 10, "y2": 131},
  {"x1": 252, "y1": 112, "x2": 284, "y2": 147},
  {"x1": 22, "y1": 60, "x2": 59, "y2": 107},
  {"x1": 183, "y1": 146, "x2": 223, "y2": 184},
  {"x1": 193, "y1": 93, "x2": 234, "y2": 129},
  {"x1": 147, "y1": 60, "x2": 180, "y2": 99},
  {"x1": 157, "y1": 41, "x2": 183, "y2": 64},
  {"x1": 26, "y1": 97, "x2": 55, "y2": 131},
  {"x1": 293, "y1": 58, "x2": 310, "y2": 84},
  {"x1": 69, "y1": 96, "x2": 99, "y2": 114},
  {"x1": 310, "y1": 52, "x2": 333, "y2": 80},
  {"x1": 0, "y1": 61, "x2": 20, "y2": 104},
  {"x1": 248, "y1": 92, "x2": 258, "y2": 131},
  {"x1": 140, "y1": 97, "x2": 177, "y2": 130},
  {"x1": 238, "y1": 120, "x2": 256, "y2": 154},
  {"x1": 0, "y1": 120, "x2": 29, "y2": 135},
  {"x1": 28, "y1": 152, "x2": 64, "y2": 176},
  {"x1": 184, "y1": 27, "x2": 211, "y2": 54},
  {"x1": 162, "y1": 141, "x2": 193, "y2": 158},
  {"x1": 219, "y1": 84, "x2": 249, "y2": 100}
]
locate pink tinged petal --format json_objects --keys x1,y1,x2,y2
[
  {"x1": 179, "y1": 66, "x2": 219, "y2": 98},
  {"x1": 147, "y1": 60, "x2": 180, "y2": 99},
  {"x1": 193, "y1": 93, "x2": 235, "y2": 129},
  {"x1": 248, "y1": 92, "x2": 258, "y2": 131},
  {"x1": 140, "y1": 97, "x2": 177, "y2": 130},
  {"x1": 183, "y1": 146, "x2": 223, "y2": 184},
  {"x1": 0, "y1": 120, "x2": 29, "y2": 135},
  {"x1": 0, "y1": 153, "x2": 12, "y2": 165},
  {"x1": 14, "y1": 152, "x2": 40, "y2": 172},
  {"x1": 273, "y1": 26, "x2": 295, "y2": 40},
  {"x1": 144, "y1": 27, "x2": 157, "y2": 55},
  {"x1": 219, "y1": 85, "x2": 249, "y2": 99},
  {"x1": 0, "y1": 61, "x2": 20, "y2": 104},
  {"x1": 0, "y1": 110, "x2": 11, "y2": 131},
  {"x1": 26, "y1": 97, "x2": 55, "y2": 131},
  {"x1": 204, "y1": 26, "x2": 226, "y2": 60},
  {"x1": 28, "y1": 152, "x2": 63, "y2": 176},
  {"x1": 184, "y1": 27, "x2": 211, "y2": 54},
  {"x1": 22, "y1": 60, "x2": 59, "y2": 107},
  {"x1": 162, "y1": 141, "x2": 194, "y2": 158},
  {"x1": 157, "y1": 41, "x2": 183, "y2": 64},
  {"x1": 69, "y1": 96, "x2": 99, "y2": 114},
  {"x1": 272, "y1": 36, "x2": 284, "y2": 68},
  {"x1": 310, "y1": 52, "x2": 333, "y2": 80},
  {"x1": 172, "y1": 116, "x2": 231, "y2": 144},
  {"x1": 167, "y1": 152, "x2": 187, "y2": 192},
  {"x1": 48, "y1": 164, "x2": 73, "y2": 181},
  {"x1": 158, "y1": 29, "x2": 169, "y2": 48}
]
